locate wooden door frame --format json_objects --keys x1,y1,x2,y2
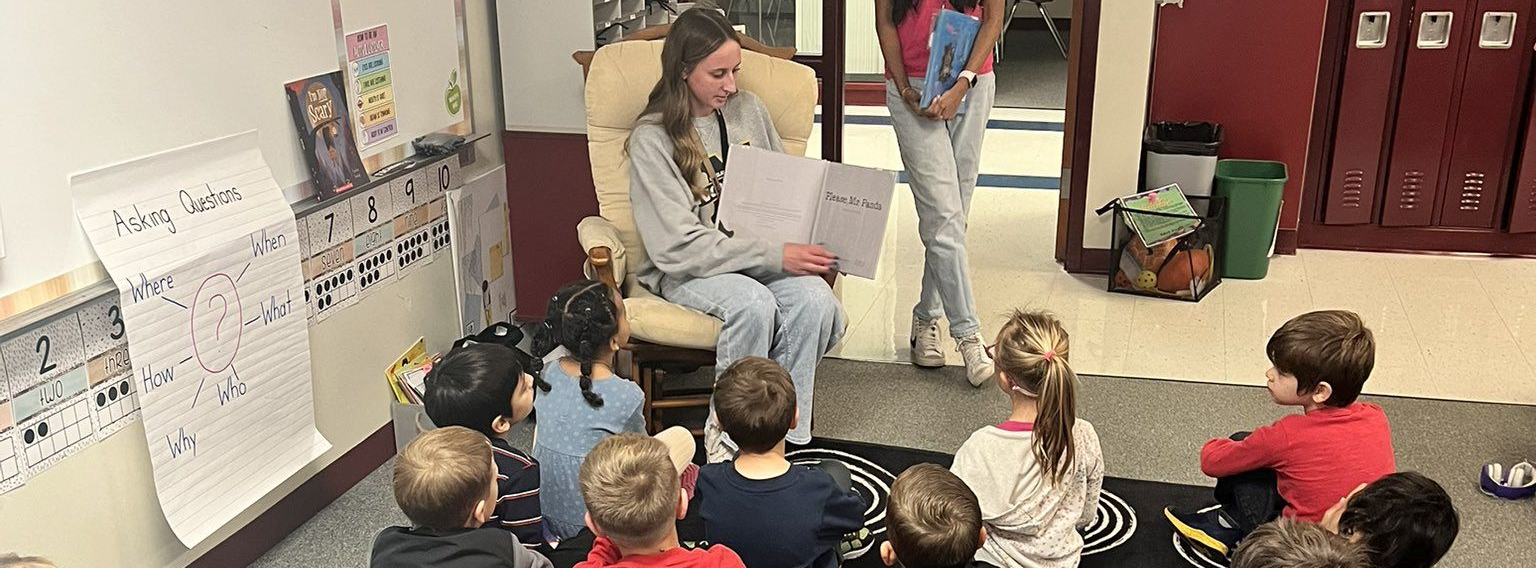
[
  {"x1": 793, "y1": 1, "x2": 846, "y2": 163},
  {"x1": 1057, "y1": 0, "x2": 1106, "y2": 273}
]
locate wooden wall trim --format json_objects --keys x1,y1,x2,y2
[
  {"x1": 1061, "y1": 0, "x2": 1101, "y2": 273},
  {"x1": 188, "y1": 424, "x2": 396, "y2": 568}
]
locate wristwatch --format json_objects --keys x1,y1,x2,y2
[{"x1": 958, "y1": 70, "x2": 978, "y2": 88}]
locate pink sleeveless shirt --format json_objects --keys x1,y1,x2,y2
[{"x1": 892, "y1": 0, "x2": 995, "y2": 78}]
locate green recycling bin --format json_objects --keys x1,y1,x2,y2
[{"x1": 1213, "y1": 160, "x2": 1287, "y2": 279}]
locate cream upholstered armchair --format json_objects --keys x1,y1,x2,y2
[{"x1": 578, "y1": 38, "x2": 816, "y2": 434}]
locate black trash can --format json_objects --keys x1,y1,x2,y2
[{"x1": 1144, "y1": 122, "x2": 1224, "y2": 197}]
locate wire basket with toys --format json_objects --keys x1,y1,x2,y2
[{"x1": 1096, "y1": 187, "x2": 1224, "y2": 302}]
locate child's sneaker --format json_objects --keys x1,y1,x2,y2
[
  {"x1": 1480, "y1": 461, "x2": 1536, "y2": 500},
  {"x1": 910, "y1": 317, "x2": 945, "y2": 368},
  {"x1": 1164, "y1": 505, "x2": 1242, "y2": 558},
  {"x1": 956, "y1": 334, "x2": 995, "y2": 387},
  {"x1": 839, "y1": 527, "x2": 873, "y2": 559}
]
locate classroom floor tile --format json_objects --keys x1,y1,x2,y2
[{"x1": 823, "y1": 106, "x2": 1536, "y2": 405}]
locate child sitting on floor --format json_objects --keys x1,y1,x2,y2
[
  {"x1": 695, "y1": 356, "x2": 867, "y2": 568},
  {"x1": 882, "y1": 463, "x2": 993, "y2": 568},
  {"x1": 1320, "y1": 471, "x2": 1459, "y2": 568},
  {"x1": 371, "y1": 426, "x2": 553, "y2": 568},
  {"x1": 1166, "y1": 310, "x2": 1395, "y2": 558},
  {"x1": 531, "y1": 279, "x2": 649, "y2": 540},
  {"x1": 951, "y1": 310, "x2": 1104, "y2": 568},
  {"x1": 423, "y1": 342, "x2": 546, "y2": 550},
  {"x1": 1230, "y1": 518, "x2": 1369, "y2": 568},
  {"x1": 575, "y1": 433, "x2": 746, "y2": 568}
]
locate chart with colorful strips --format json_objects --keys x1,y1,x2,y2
[{"x1": 0, "y1": 294, "x2": 137, "y2": 495}]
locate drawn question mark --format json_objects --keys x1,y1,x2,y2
[{"x1": 208, "y1": 293, "x2": 229, "y2": 341}]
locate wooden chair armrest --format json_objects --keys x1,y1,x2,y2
[{"x1": 588, "y1": 246, "x2": 619, "y2": 291}]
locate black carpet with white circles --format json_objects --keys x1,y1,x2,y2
[{"x1": 782, "y1": 439, "x2": 1230, "y2": 568}]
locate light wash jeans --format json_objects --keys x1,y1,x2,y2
[
  {"x1": 659, "y1": 272, "x2": 846, "y2": 445},
  {"x1": 886, "y1": 74, "x2": 996, "y2": 339}
]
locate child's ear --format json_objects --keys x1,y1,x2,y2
[
  {"x1": 470, "y1": 499, "x2": 489, "y2": 527},
  {"x1": 879, "y1": 541, "x2": 897, "y2": 567},
  {"x1": 585, "y1": 512, "x2": 604, "y2": 538},
  {"x1": 491, "y1": 416, "x2": 513, "y2": 436},
  {"x1": 978, "y1": 525, "x2": 988, "y2": 547},
  {"x1": 1310, "y1": 382, "x2": 1334, "y2": 405},
  {"x1": 790, "y1": 407, "x2": 801, "y2": 430},
  {"x1": 676, "y1": 489, "x2": 689, "y2": 520}
]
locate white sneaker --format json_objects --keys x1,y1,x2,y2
[
  {"x1": 910, "y1": 317, "x2": 945, "y2": 368},
  {"x1": 956, "y1": 334, "x2": 995, "y2": 387},
  {"x1": 703, "y1": 414, "x2": 737, "y2": 464}
]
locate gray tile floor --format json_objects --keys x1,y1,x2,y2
[
  {"x1": 993, "y1": 29, "x2": 1070, "y2": 109},
  {"x1": 254, "y1": 360, "x2": 1536, "y2": 567}
]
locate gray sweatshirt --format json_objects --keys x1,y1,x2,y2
[
  {"x1": 951, "y1": 420, "x2": 1105, "y2": 568},
  {"x1": 629, "y1": 91, "x2": 787, "y2": 293}
]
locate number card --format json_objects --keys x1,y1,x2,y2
[
  {"x1": 0, "y1": 387, "x2": 26, "y2": 494},
  {"x1": 1, "y1": 313, "x2": 99, "y2": 478}
]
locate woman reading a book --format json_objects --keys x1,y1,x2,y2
[
  {"x1": 875, "y1": 0, "x2": 1004, "y2": 387},
  {"x1": 627, "y1": 8, "x2": 845, "y2": 462}
]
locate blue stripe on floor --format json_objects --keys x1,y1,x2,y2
[
  {"x1": 818, "y1": 114, "x2": 1064, "y2": 132},
  {"x1": 897, "y1": 171, "x2": 1060, "y2": 190}
]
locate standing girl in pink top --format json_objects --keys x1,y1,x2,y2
[{"x1": 874, "y1": 0, "x2": 1006, "y2": 387}]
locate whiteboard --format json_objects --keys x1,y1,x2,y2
[
  {"x1": 0, "y1": 0, "x2": 474, "y2": 319},
  {"x1": 0, "y1": 0, "x2": 338, "y2": 308},
  {"x1": 339, "y1": 0, "x2": 473, "y2": 165}
]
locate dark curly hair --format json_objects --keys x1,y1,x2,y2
[
  {"x1": 1337, "y1": 472, "x2": 1458, "y2": 568},
  {"x1": 532, "y1": 279, "x2": 621, "y2": 408}
]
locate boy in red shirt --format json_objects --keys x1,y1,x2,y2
[
  {"x1": 1165, "y1": 310, "x2": 1395, "y2": 558},
  {"x1": 574, "y1": 434, "x2": 746, "y2": 568}
]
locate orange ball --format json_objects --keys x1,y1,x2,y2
[{"x1": 1157, "y1": 248, "x2": 1213, "y2": 294}]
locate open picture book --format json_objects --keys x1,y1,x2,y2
[{"x1": 718, "y1": 146, "x2": 897, "y2": 279}]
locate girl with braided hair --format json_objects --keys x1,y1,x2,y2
[{"x1": 530, "y1": 279, "x2": 646, "y2": 540}]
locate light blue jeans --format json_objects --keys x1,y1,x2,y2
[
  {"x1": 659, "y1": 272, "x2": 845, "y2": 445},
  {"x1": 886, "y1": 74, "x2": 996, "y2": 338}
]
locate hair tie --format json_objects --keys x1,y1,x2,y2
[
  {"x1": 1011, "y1": 385, "x2": 1038, "y2": 398},
  {"x1": 1043, "y1": 350, "x2": 1056, "y2": 362}
]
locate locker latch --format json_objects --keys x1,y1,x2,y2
[
  {"x1": 1417, "y1": 12, "x2": 1454, "y2": 49},
  {"x1": 1480, "y1": 12, "x2": 1517, "y2": 49},
  {"x1": 1357, "y1": 12, "x2": 1391, "y2": 49}
]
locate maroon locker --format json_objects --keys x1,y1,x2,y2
[
  {"x1": 1380, "y1": 0, "x2": 1474, "y2": 227},
  {"x1": 1436, "y1": 0, "x2": 1534, "y2": 228},
  {"x1": 1512, "y1": 96, "x2": 1536, "y2": 233},
  {"x1": 1323, "y1": 0, "x2": 1411, "y2": 225}
]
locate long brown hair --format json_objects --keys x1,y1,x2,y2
[
  {"x1": 993, "y1": 310, "x2": 1078, "y2": 485},
  {"x1": 631, "y1": 8, "x2": 740, "y2": 202}
]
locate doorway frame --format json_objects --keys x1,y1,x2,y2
[{"x1": 1057, "y1": 0, "x2": 1106, "y2": 273}]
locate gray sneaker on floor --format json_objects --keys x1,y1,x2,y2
[
  {"x1": 910, "y1": 316, "x2": 945, "y2": 368},
  {"x1": 956, "y1": 334, "x2": 996, "y2": 387}
]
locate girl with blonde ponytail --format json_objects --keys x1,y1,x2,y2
[{"x1": 950, "y1": 310, "x2": 1105, "y2": 568}]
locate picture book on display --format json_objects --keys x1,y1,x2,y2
[
  {"x1": 285, "y1": 71, "x2": 370, "y2": 199},
  {"x1": 920, "y1": 9, "x2": 982, "y2": 109}
]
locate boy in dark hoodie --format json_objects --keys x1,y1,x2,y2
[
  {"x1": 371, "y1": 426, "x2": 553, "y2": 568},
  {"x1": 574, "y1": 433, "x2": 745, "y2": 568}
]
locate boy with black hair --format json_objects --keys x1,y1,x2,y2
[
  {"x1": 881, "y1": 463, "x2": 994, "y2": 568},
  {"x1": 424, "y1": 343, "x2": 547, "y2": 550},
  {"x1": 695, "y1": 357, "x2": 867, "y2": 568},
  {"x1": 371, "y1": 426, "x2": 554, "y2": 568},
  {"x1": 1321, "y1": 471, "x2": 1459, "y2": 568},
  {"x1": 1166, "y1": 310, "x2": 1396, "y2": 557}
]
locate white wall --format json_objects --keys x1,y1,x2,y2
[
  {"x1": 1083, "y1": 0, "x2": 1156, "y2": 248},
  {"x1": 0, "y1": 1, "x2": 507, "y2": 565}
]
